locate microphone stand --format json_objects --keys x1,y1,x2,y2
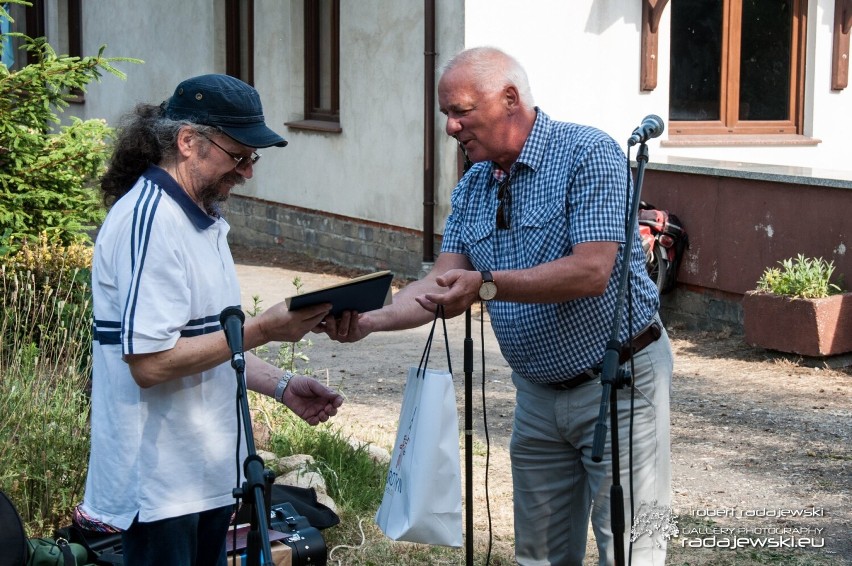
[
  {"x1": 464, "y1": 310, "x2": 474, "y2": 566},
  {"x1": 454, "y1": 143, "x2": 475, "y2": 566},
  {"x1": 590, "y1": 140, "x2": 651, "y2": 566},
  {"x1": 227, "y1": 335, "x2": 275, "y2": 566}
]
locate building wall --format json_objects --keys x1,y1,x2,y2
[
  {"x1": 225, "y1": 196, "x2": 441, "y2": 277},
  {"x1": 70, "y1": 0, "x2": 464, "y2": 237},
  {"x1": 70, "y1": 1, "x2": 851, "y2": 230},
  {"x1": 56, "y1": 0, "x2": 852, "y2": 330},
  {"x1": 463, "y1": 0, "x2": 849, "y2": 173},
  {"x1": 641, "y1": 160, "x2": 852, "y2": 331}
]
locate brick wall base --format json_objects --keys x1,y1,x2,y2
[
  {"x1": 659, "y1": 286, "x2": 744, "y2": 334},
  {"x1": 225, "y1": 195, "x2": 439, "y2": 280}
]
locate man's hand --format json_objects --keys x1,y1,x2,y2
[
  {"x1": 252, "y1": 301, "x2": 332, "y2": 345},
  {"x1": 320, "y1": 252, "x2": 475, "y2": 343},
  {"x1": 319, "y1": 310, "x2": 373, "y2": 343},
  {"x1": 282, "y1": 375, "x2": 344, "y2": 426},
  {"x1": 418, "y1": 268, "x2": 480, "y2": 317}
]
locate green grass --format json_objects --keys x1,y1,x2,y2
[{"x1": 0, "y1": 259, "x2": 93, "y2": 536}]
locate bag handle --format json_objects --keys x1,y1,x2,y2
[{"x1": 417, "y1": 305, "x2": 453, "y2": 377}]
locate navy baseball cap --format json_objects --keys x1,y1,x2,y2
[{"x1": 164, "y1": 74, "x2": 287, "y2": 148}]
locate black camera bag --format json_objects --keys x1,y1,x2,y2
[{"x1": 268, "y1": 502, "x2": 327, "y2": 566}]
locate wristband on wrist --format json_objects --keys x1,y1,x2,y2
[{"x1": 274, "y1": 371, "x2": 294, "y2": 403}]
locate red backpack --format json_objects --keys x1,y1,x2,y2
[{"x1": 638, "y1": 202, "x2": 689, "y2": 294}]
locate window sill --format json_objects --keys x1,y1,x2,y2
[
  {"x1": 661, "y1": 134, "x2": 820, "y2": 147},
  {"x1": 67, "y1": 89, "x2": 85, "y2": 104},
  {"x1": 285, "y1": 119, "x2": 342, "y2": 133}
]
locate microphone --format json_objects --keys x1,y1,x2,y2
[
  {"x1": 627, "y1": 114, "x2": 665, "y2": 146},
  {"x1": 220, "y1": 306, "x2": 245, "y2": 370}
]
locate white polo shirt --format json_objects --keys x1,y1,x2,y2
[{"x1": 83, "y1": 166, "x2": 245, "y2": 529}]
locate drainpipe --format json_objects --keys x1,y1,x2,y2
[{"x1": 422, "y1": 0, "x2": 436, "y2": 270}]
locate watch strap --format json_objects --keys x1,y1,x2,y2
[{"x1": 274, "y1": 371, "x2": 294, "y2": 403}]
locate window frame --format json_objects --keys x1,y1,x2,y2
[
  {"x1": 2, "y1": 1, "x2": 84, "y2": 100},
  {"x1": 303, "y1": 0, "x2": 339, "y2": 124},
  {"x1": 25, "y1": 0, "x2": 46, "y2": 62},
  {"x1": 225, "y1": 0, "x2": 254, "y2": 86},
  {"x1": 669, "y1": 0, "x2": 807, "y2": 137}
]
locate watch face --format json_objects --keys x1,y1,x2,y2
[{"x1": 479, "y1": 281, "x2": 498, "y2": 301}]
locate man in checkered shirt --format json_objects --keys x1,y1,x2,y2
[{"x1": 325, "y1": 47, "x2": 673, "y2": 565}]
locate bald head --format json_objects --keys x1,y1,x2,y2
[
  {"x1": 441, "y1": 47, "x2": 534, "y2": 108},
  {"x1": 438, "y1": 47, "x2": 538, "y2": 171}
]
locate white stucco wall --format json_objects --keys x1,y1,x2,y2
[
  {"x1": 465, "y1": 1, "x2": 666, "y2": 147},
  {"x1": 61, "y1": 0, "x2": 849, "y2": 243},
  {"x1": 242, "y1": 0, "x2": 463, "y2": 232},
  {"x1": 67, "y1": 0, "x2": 464, "y2": 234},
  {"x1": 464, "y1": 0, "x2": 850, "y2": 174},
  {"x1": 76, "y1": 1, "x2": 225, "y2": 123}
]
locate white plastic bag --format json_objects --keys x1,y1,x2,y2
[{"x1": 375, "y1": 311, "x2": 462, "y2": 547}]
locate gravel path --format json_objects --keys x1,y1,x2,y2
[{"x1": 233, "y1": 245, "x2": 852, "y2": 564}]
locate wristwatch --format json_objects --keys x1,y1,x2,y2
[
  {"x1": 274, "y1": 371, "x2": 294, "y2": 403},
  {"x1": 478, "y1": 271, "x2": 497, "y2": 301}
]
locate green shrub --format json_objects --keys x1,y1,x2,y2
[
  {"x1": 0, "y1": 1, "x2": 141, "y2": 254},
  {"x1": 0, "y1": 237, "x2": 93, "y2": 535},
  {"x1": 755, "y1": 254, "x2": 844, "y2": 299}
]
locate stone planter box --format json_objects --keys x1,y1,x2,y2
[{"x1": 742, "y1": 291, "x2": 852, "y2": 357}]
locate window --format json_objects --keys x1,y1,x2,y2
[
  {"x1": 2, "y1": 1, "x2": 81, "y2": 66},
  {"x1": 1, "y1": 0, "x2": 45, "y2": 70},
  {"x1": 225, "y1": 0, "x2": 254, "y2": 85},
  {"x1": 304, "y1": 0, "x2": 339, "y2": 124},
  {"x1": 669, "y1": 0, "x2": 807, "y2": 136}
]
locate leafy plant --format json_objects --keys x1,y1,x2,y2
[
  {"x1": 755, "y1": 254, "x2": 843, "y2": 299},
  {"x1": 0, "y1": 238, "x2": 93, "y2": 535},
  {"x1": 0, "y1": 1, "x2": 141, "y2": 253}
]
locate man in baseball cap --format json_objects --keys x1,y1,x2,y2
[{"x1": 82, "y1": 75, "x2": 342, "y2": 566}]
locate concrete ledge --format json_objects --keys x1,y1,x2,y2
[
  {"x1": 644, "y1": 155, "x2": 852, "y2": 189},
  {"x1": 659, "y1": 286, "x2": 744, "y2": 334}
]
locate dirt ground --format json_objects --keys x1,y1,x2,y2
[{"x1": 232, "y1": 244, "x2": 852, "y2": 565}]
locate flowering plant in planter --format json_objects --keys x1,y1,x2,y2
[
  {"x1": 755, "y1": 254, "x2": 843, "y2": 299},
  {"x1": 744, "y1": 255, "x2": 850, "y2": 357}
]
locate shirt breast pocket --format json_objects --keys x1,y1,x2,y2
[
  {"x1": 461, "y1": 220, "x2": 494, "y2": 269},
  {"x1": 519, "y1": 201, "x2": 569, "y2": 265}
]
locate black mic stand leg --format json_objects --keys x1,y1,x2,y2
[
  {"x1": 593, "y1": 346, "x2": 631, "y2": 566},
  {"x1": 591, "y1": 141, "x2": 651, "y2": 566},
  {"x1": 231, "y1": 357, "x2": 275, "y2": 566},
  {"x1": 464, "y1": 307, "x2": 474, "y2": 566}
]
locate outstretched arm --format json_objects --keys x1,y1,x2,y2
[
  {"x1": 126, "y1": 302, "x2": 331, "y2": 388},
  {"x1": 321, "y1": 252, "x2": 474, "y2": 343}
]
